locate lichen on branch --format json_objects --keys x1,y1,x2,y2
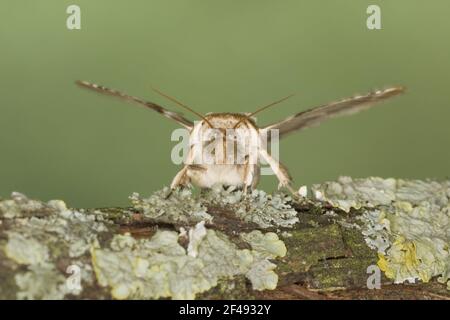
[{"x1": 0, "y1": 177, "x2": 449, "y2": 300}]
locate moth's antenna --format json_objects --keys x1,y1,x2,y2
[
  {"x1": 150, "y1": 86, "x2": 213, "y2": 128},
  {"x1": 233, "y1": 94, "x2": 294, "y2": 128}
]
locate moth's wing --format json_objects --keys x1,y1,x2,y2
[
  {"x1": 262, "y1": 86, "x2": 405, "y2": 138},
  {"x1": 76, "y1": 81, "x2": 194, "y2": 129}
]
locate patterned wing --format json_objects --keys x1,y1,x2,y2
[
  {"x1": 76, "y1": 81, "x2": 194, "y2": 129},
  {"x1": 262, "y1": 86, "x2": 405, "y2": 138}
]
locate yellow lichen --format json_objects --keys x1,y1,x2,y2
[{"x1": 315, "y1": 177, "x2": 450, "y2": 289}]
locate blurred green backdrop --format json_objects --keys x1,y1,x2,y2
[{"x1": 1, "y1": 0, "x2": 449, "y2": 208}]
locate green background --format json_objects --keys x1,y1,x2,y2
[{"x1": 1, "y1": 1, "x2": 449, "y2": 208}]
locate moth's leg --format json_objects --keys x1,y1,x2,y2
[
  {"x1": 167, "y1": 166, "x2": 190, "y2": 199},
  {"x1": 170, "y1": 166, "x2": 191, "y2": 189},
  {"x1": 242, "y1": 162, "x2": 251, "y2": 194},
  {"x1": 251, "y1": 164, "x2": 261, "y2": 190},
  {"x1": 242, "y1": 158, "x2": 258, "y2": 194},
  {"x1": 258, "y1": 149, "x2": 296, "y2": 194}
]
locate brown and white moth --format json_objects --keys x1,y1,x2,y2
[{"x1": 76, "y1": 80, "x2": 404, "y2": 195}]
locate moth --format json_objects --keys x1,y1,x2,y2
[{"x1": 76, "y1": 80, "x2": 404, "y2": 195}]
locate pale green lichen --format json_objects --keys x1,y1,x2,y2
[
  {"x1": 241, "y1": 230, "x2": 286, "y2": 290},
  {"x1": 5, "y1": 232, "x2": 50, "y2": 265},
  {"x1": 312, "y1": 176, "x2": 450, "y2": 212},
  {"x1": 15, "y1": 265, "x2": 68, "y2": 300},
  {"x1": 91, "y1": 227, "x2": 286, "y2": 299},
  {"x1": 312, "y1": 176, "x2": 398, "y2": 212},
  {"x1": 4, "y1": 231, "x2": 69, "y2": 299},
  {"x1": 0, "y1": 193, "x2": 108, "y2": 299},
  {"x1": 131, "y1": 186, "x2": 299, "y2": 229},
  {"x1": 203, "y1": 186, "x2": 299, "y2": 228},
  {"x1": 313, "y1": 176, "x2": 450, "y2": 289},
  {"x1": 0, "y1": 192, "x2": 51, "y2": 219},
  {"x1": 360, "y1": 209, "x2": 391, "y2": 254},
  {"x1": 130, "y1": 188, "x2": 212, "y2": 224},
  {"x1": 241, "y1": 230, "x2": 287, "y2": 257}
]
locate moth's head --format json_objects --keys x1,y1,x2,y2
[
  {"x1": 190, "y1": 113, "x2": 257, "y2": 149},
  {"x1": 203, "y1": 113, "x2": 257, "y2": 130}
]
